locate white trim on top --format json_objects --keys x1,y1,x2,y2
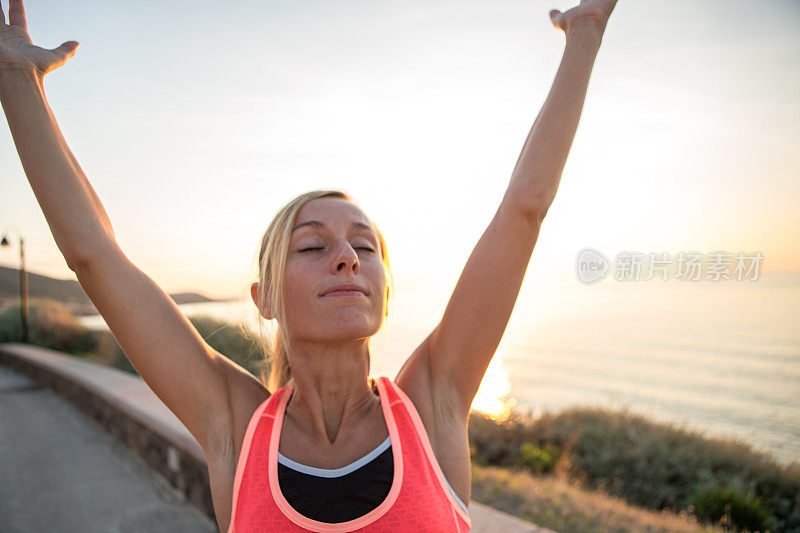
[{"x1": 277, "y1": 436, "x2": 391, "y2": 478}]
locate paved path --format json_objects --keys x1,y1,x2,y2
[{"x1": 0, "y1": 365, "x2": 217, "y2": 532}]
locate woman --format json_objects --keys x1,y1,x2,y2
[{"x1": 0, "y1": 0, "x2": 618, "y2": 531}]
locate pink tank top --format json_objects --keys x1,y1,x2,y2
[{"x1": 227, "y1": 376, "x2": 472, "y2": 532}]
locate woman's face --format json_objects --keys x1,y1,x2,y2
[{"x1": 282, "y1": 197, "x2": 387, "y2": 343}]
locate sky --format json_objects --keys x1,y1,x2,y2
[{"x1": 1, "y1": 0, "x2": 799, "y2": 302}]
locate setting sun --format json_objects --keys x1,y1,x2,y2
[{"x1": 471, "y1": 350, "x2": 517, "y2": 419}]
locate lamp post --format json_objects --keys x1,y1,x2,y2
[{"x1": 0, "y1": 226, "x2": 29, "y2": 343}]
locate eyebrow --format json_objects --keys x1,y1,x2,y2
[{"x1": 291, "y1": 220, "x2": 374, "y2": 234}]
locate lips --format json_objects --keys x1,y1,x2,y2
[
  {"x1": 324, "y1": 290, "x2": 365, "y2": 298},
  {"x1": 321, "y1": 284, "x2": 368, "y2": 297}
]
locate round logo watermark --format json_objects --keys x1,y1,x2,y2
[{"x1": 576, "y1": 247, "x2": 609, "y2": 284}]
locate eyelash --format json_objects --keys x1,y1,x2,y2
[{"x1": 299, "y1": 246, "x2": 375, "y2": 253}]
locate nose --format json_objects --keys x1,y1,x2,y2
[{"x1": 331, "y1": 240, "x2": 359, "y2": 273}]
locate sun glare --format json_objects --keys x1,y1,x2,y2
[{"x1": 470, "y1": 350, "x2": 516, "y2": 420}]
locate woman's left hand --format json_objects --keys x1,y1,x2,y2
[{"x1": 549, "y1": 0, "x2": 618, "y2": 35}]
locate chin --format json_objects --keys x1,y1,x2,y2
[{"x1": 321, "y1": 318, "x2": 380, "y2": 340}]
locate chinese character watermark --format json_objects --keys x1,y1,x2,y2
[{"x1": 575, "y1": 248, "x2": 763, "y2": 284}]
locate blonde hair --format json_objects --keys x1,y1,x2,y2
[{"x1": 243, "y1": 189, "x2": 394, "y2": 392}]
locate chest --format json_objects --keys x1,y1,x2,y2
[{"x1": 208, "y1": 381, "x2": 470, "y2": 532}]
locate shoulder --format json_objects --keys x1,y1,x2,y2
[
  {"x1": 392, "y1": 337, "x2": 466, "y2": 448},
  {"x1": 393, "y1": 375, "x2": 465, "y2": 438},
  {"x1": 210, "y1": 356, "x2": 271, "y2": 458}
]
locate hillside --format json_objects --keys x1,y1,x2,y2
[{"x1": 0, "y1": 265, "x2": 219, "y2": 316}]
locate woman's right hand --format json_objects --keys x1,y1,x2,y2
[{"x1": 0, "y1": 0, "x2": 79, "y2": 77}]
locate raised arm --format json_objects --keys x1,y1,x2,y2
[
  {"x1": 398, "y1": 1, "x2": 619, "y2": 421},
  {"x1": 506, "y1": 1, "x2": 617, "y2": 220},
  {"x1": 0, "y1": 0, "x2": 260, "y2": 454},
  {"x1": 0, "y1": 3, "x2": 107, "y2": 266}
]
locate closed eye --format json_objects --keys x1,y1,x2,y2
[{"x1": 299, "y1": 247, "x2": 375, "y2": 253}]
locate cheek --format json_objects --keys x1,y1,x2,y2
[
  {"x1": 284, "y1": 263, "x2": 314, "y2": 302},
  {"x1": 360, "y1": 260, "x2": 381, "y2": 283}
]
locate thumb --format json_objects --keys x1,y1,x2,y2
[
  {"x1": 549, "y1": 9, "x2": 564, "y2": 30},
  {"x1": 54, "y1": 41, "x2": 80, "y2": 59}
]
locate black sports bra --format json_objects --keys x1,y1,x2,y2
[{"x1": 277, "y1": 436, "x2": 394, "y2": 522}]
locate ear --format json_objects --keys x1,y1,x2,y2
[{"x1": 251, "y1": 282, "x2": 275, "y2": 320}]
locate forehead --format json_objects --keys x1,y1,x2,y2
[{"x1": 293, "y1": 198, "x2": 375, "y2": 233}]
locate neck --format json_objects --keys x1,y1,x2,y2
[{"x1": 285, "y1": 338, "x2": 378, "y2": 445}]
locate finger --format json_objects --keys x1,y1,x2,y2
[
  {"x1": 549, "y1": 9, "x2": 563, "y2": 30},
  {"x1": 9, "y1": 0, "x2": 26, "y2": 31},
  {"x1": 1, "y1": 1, "x2": 6, "y2": 26},
  {"x1": 54, "y1": 40, "x2": 80, "y2": 60}
]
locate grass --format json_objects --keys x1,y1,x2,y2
[
  {"x1": 468, "y1": 407, "x2": 800, "y2": 532},
  {"x1": 471, "y1": 464, "x2": 723, "y2": 532}
]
